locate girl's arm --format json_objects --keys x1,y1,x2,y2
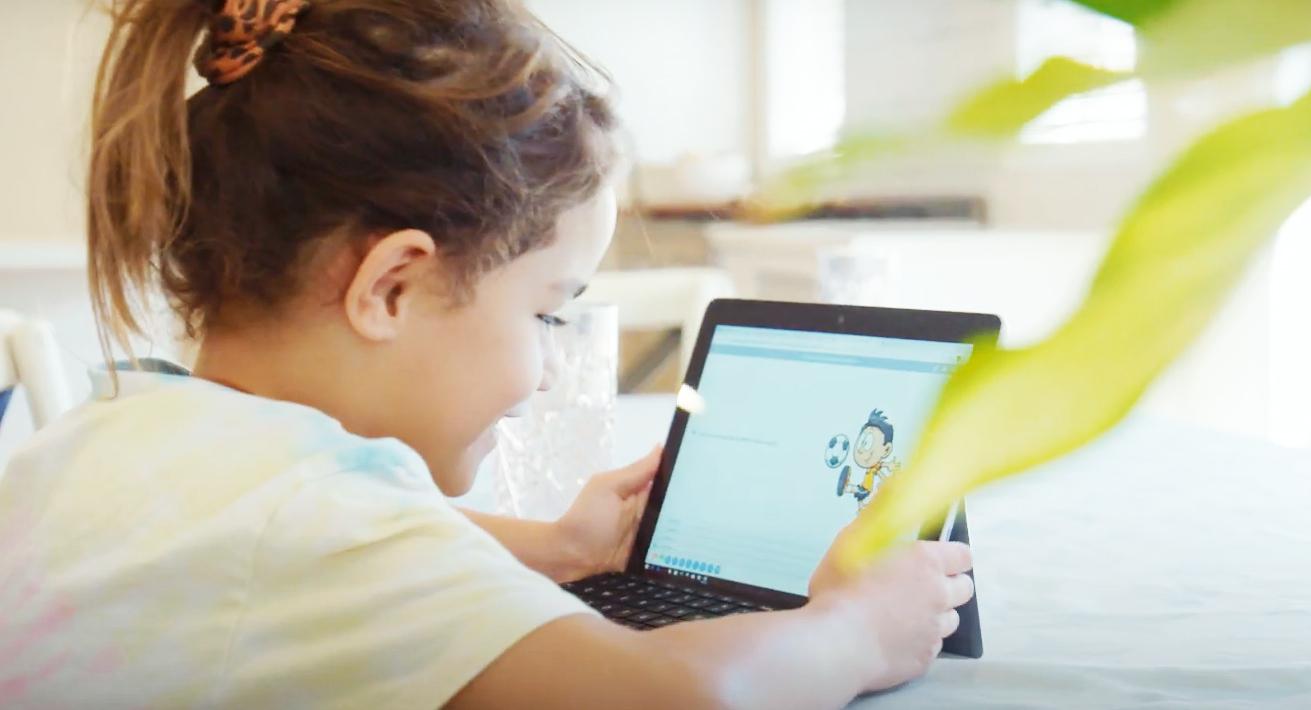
[
  {"x1": 448, "y1": 541, "x2": 975, "y2": 710},
  {"x1": 458, "y1": 509, "x2": 592, "y2": 582}
]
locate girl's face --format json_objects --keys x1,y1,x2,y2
[{"x1": 391, "y1": 187, "x2": 618, "y2": 495}]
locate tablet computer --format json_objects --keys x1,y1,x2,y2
[{"x1": 566, "y1": 299, "x2": 997, "y2": 658}]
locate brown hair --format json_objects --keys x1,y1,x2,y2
[{"x1": 87, "y1": 0, "x2": 617, "y2": 358}]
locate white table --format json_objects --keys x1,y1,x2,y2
[
  {"x1": 468, "y1": 396, "x2": 1311, "y2": 707},
  {"x1": 862, "y1": 415, "x2": 1311, "y2": 709}
]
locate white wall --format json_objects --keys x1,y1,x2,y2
[
  {"x1": 845, "y1": 0, "x2": 1016, "y2": 131},
  {"x1": 2, "y1": 1, "x2": 756, "y2": 237},
  {"x1": 527, "y1": 0, "x2": 753, "y2": 165},
  {"x1": 0, "y1": 1, "x2": 107, "y2": 244},
  {"x1": 760, "y1": 0, "x2": 846, "y2": 164}
]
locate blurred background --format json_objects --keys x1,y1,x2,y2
[{"x1": 2, "y1": 0, "x2": 1309, "y2": 457}]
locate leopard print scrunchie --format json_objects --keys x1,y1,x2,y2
[{"x1": 194, "y1": 0, "x2": 310, "y2": 86}]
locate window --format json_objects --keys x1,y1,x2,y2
[
  {"x1": 1016, "y1": 0, "x2": 1147, "y2": 144},
  {"x1": 761, "y1": 0, "x2": 845, "y2": 162},
  {"x1": 1272, "y1": 197, "x2": 1311, "y2": 449}
]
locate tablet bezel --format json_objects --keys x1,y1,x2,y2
[{"x1": 626, "y1": 299, "x2": 998, "y2": 656}]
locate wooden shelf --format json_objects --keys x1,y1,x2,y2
[{"x1": 625, "y1": 195, "x2": 987, "y2": 224}]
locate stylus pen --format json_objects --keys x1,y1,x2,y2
[{"x1": 939, "y1": 500, "x2": 960, "y2": 543}]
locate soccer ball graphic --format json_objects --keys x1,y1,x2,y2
[{"x1": 824, "y1": 434, "x2": 850, "y2": 469}]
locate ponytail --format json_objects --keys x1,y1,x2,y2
[{"x1": 87, "y1": 0, "x2": 208, "y2": 362}]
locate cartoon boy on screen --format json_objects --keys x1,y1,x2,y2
[{"x1": 838, "y1": 409, "x2": 900, "y2": 512}]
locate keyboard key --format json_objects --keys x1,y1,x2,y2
[{"x1": 560, "y1": 574, "x2": 792, "y2": 631}]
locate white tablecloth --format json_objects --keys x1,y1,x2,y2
[
  {"x1": 862, "y1": 415, "x2": 1311, "y2": 709},
  {"x1": 465, "y1": 396, "x2": 1311, "y2": 707}
]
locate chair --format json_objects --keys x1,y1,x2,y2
[
  {"x1": 580, "y1": 267, "x2": 734, "y2": 391},
  {"x1": 0, "y1": 380, "x2": 11, "y2": 428},
  {"x1": 0, "y1": 312, "x2": 74, "y2": 431}
]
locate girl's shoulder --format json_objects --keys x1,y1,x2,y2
[{"x1": 10, "y1": 362, "x2": 436, "y2": 515}]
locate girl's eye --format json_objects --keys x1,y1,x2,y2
[{"x1": 537, "y1": 314, "x2": 569, "y2": 327}]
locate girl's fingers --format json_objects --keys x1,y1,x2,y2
[
  {"x1": 937, "y1": 609, "x2": 960, "y2": 638},
  {"x1": 605, "y1": 446, "x2": 662, "y2": 497},
  {"x1": 945, "y1": 573, "x2": 975, "y2": 609}
]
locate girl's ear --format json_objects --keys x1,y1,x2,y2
[{"x1": 344, "y1": 229, "x2": 438, "y2": 341}]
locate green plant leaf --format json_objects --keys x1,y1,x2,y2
[
  {"x1": 838, "y1": 91, "x2": 1311, "y2": 568},
  {"x1": 1135, "y1": 0, "x2": 1311, "y2": 76},
  {"x1": 1066, "y1": 0, "x2": 1179, "y2": 25},
  {"x1": 1072, "y1": 0, "x2": 1311, "y2": 77},
  {"x1": 1035, "y1": 0, "x2": 1311, "y2": 99},
  {"x1": 944, "y1": 57, "x2": 1130, "y2": 138}
]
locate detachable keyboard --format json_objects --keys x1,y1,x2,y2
[{"x1": 562, "y1": 573, "x2": 776, "y2": 630}]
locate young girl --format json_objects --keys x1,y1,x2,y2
[{"x1": 0, "y1": 0, "x2": 974, "y2": 707}]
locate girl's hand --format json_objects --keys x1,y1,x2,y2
[
  {"x1": 809, "y1": 528, "x2": 975, "y2": 692},
  {"x1": 555, "y1": 447, "x2": 661, "y2": 580}
]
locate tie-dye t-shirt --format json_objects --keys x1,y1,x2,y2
[{"x1": 0, "y1": 363, "x2": 594, "y2": 708}]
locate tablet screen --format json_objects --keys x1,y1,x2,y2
[{"x1": 643, "y1": 325, "x2": 972, "y2": 596}]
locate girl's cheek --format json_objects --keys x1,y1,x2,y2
[
  {"x1": 539, "y1": 337, "x2": 561, "y2": 391},
  {"x1": 503, "y1": 329, "x2": 547, "y2": 402},
  {"x1": 532, "y1": 323, "x2": 559, "y2": 389}
]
